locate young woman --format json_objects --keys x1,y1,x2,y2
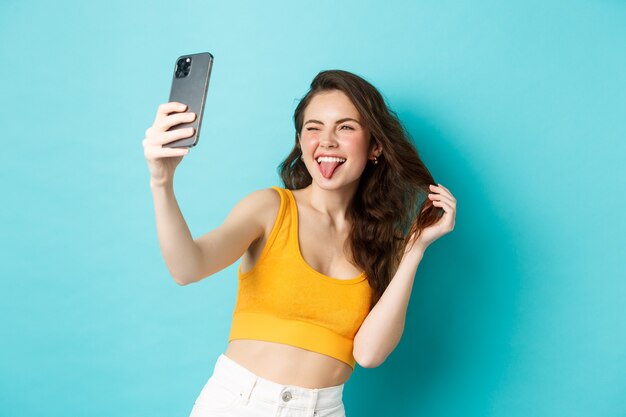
[{"x1": 142, "y1": 70, "x2": 456, "y2": 417}]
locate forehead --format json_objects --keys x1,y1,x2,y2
[{"x1": 304, "y1": 90, "x2": 361, "y2": 121}]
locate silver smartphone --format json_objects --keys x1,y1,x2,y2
[{"x1": 164, "y1": 52, "x2": 214, "y2": 148}]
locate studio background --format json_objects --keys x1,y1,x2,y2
[{"x1": 1, "y1": 1, "x2": 625, "y2": 416}]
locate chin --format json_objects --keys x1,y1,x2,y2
[{"x1": 311, "y1": 175, "x2": 361, "y2": 191}]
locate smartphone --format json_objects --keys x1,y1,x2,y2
[{"x1": 163, "y1": 52, "x2": 214, "y2": 148}]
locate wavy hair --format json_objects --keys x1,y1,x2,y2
[{"x1": 278, "y1": 69, "x2": 443, "y2": 309}]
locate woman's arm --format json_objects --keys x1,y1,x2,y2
[
  {"x1": 352, "y1": 245, "x2": 425, "y2": 368},
  {"x1": 151, "y1": 184, "x2": 276, "y2": 286},
  {"x1": 353, "y1": 183, "x2": 456, "y2": 367},
  {"x1": 150, "y1": 181, "x2": 201, "y2": 285}
]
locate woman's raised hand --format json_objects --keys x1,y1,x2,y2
[
  {"x1": 142, "y1": 102, "x2": 196, "y2": 187},
  {"x1": 406, "y1": 183, "x2": 457, "y2": 256},
  {"x1": 417, "y1": 183, "x2": 457, "y2": 249}
]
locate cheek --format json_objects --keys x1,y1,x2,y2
[
  {"x1": 302, "y1": 140, "x2": 317, "y2": 151},
  {"x1": 345, "y1": 139, "x2": 369, "y2": 158}
]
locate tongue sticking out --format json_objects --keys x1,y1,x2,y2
[{"x1": 319, "y1": 161, "x2": 343, "y2": 179}]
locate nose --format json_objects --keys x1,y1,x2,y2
[{"x1": 319, "y1": 131, "x2": 338, "y2": 148}]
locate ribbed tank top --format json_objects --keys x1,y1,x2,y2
[{"x1": 228, "y1": 186, "x2": 373, "y2": 369}]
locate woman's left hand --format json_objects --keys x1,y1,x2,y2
[{"x1": 408, "y1": 183, "x2": 457, "y2": 253}]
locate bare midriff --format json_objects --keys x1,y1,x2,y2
[{"x1": 224, "y1": 339, "x2": 353, "y2": 389}]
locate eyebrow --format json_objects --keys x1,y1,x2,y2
[{"x1": 304, "y1": 118, "x2": 361, "y2": 126}]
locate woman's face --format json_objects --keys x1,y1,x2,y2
[{"x1": 298, "y1": 90, "x2": 377, "y2": 189}]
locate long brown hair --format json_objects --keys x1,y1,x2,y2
[{"x1": 278, "y1": 69, "x2": 443, "y2": 309}]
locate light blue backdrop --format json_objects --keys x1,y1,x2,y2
[{"x1": 1, "y1": 1, "x2": 625, "y2": 416}]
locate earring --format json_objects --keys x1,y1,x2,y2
[
  {"x1": 300, "y1": 154, "x2": 304, "y2": 161},
  {"x1": 372, "y1": 156, "x2": 378, "y2": 165}
]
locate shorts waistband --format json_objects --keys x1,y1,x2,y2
[{"x1": 212, "y1": 353, "x2": 344, "y2": 410}]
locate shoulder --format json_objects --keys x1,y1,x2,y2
[
  {"x1": 235, "y1": 186, "x2": 283, "y2": 229},
  {"x1": 242, "y1": 186, "x2": 282, "y2": 209}
]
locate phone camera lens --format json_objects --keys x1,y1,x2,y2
[{"x1": 175, "y1": 57, "x2": 192, "y2": 78}]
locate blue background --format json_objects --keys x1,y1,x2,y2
[{"x1": 1, "y1": 1, "x2": 625, "y2": 416}]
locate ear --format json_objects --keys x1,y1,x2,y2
[{"x1": 369, "y1": 139, "x2": 383, "y2": 157}]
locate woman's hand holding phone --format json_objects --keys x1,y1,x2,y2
[{"x1": 143, "y1": 101, "x2": 196, "y2": 187}]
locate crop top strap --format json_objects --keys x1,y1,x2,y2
[{"x1": 244, "y1": 186, "x2": 292, "y2": 272}]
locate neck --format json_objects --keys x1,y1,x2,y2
[{"x1": 304, "y1": 181, "x2": 359, "y2": 224}]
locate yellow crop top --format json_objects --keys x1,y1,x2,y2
[{"x1": 228, "y1": 186, "x2": 373, "y2": 369}]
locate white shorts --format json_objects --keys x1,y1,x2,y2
[{"x1": 188, "y1": 353, "x2": 347, "y2": 417}]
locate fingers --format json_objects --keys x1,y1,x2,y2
[
  {"x1": 431, "y1": 199, "x2": 451, "y2": 211},
  {"x1": 142, "y1": 131, "x2": 191, "y2": 158},
  {"x1": 428, "y1": 184, "x2": 456, "y2": 228},
  {"x1": 143, "y1": 102, "x2": 197, "y2": 154},
  {"x1": 429, "y1": 183, "x2": 453, "y2": 197},
  {"x1": 144, "y1": 145, "x2": 189, "y2": 159},
  {"x1": 152, "y1": 102, "x2": 196, "y2": 134},
  {"x1": 431, "y1": 198, "x2": 456, "y2": 230},
  {"x1": 436, "y1": 183, "x2": 450, "y2": 193},
  {"x1": 144, "y1": 126, "x2": 195, "y2": 146},
  {"x1": 155, "y1": 111, "x2": 197, "y2": 132},
  {"x1": 428, "y1": 192, "x2": 454, "y2": 207},
  {"x1": 154, "y1": 102, "x2": 188, "y2": 123},
  {"x1": 428, "y1": 183, "x2": 457, "y2": 220},
  {"x1": 428, "y1": 184, "x2": 456, "y2": 202}
]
